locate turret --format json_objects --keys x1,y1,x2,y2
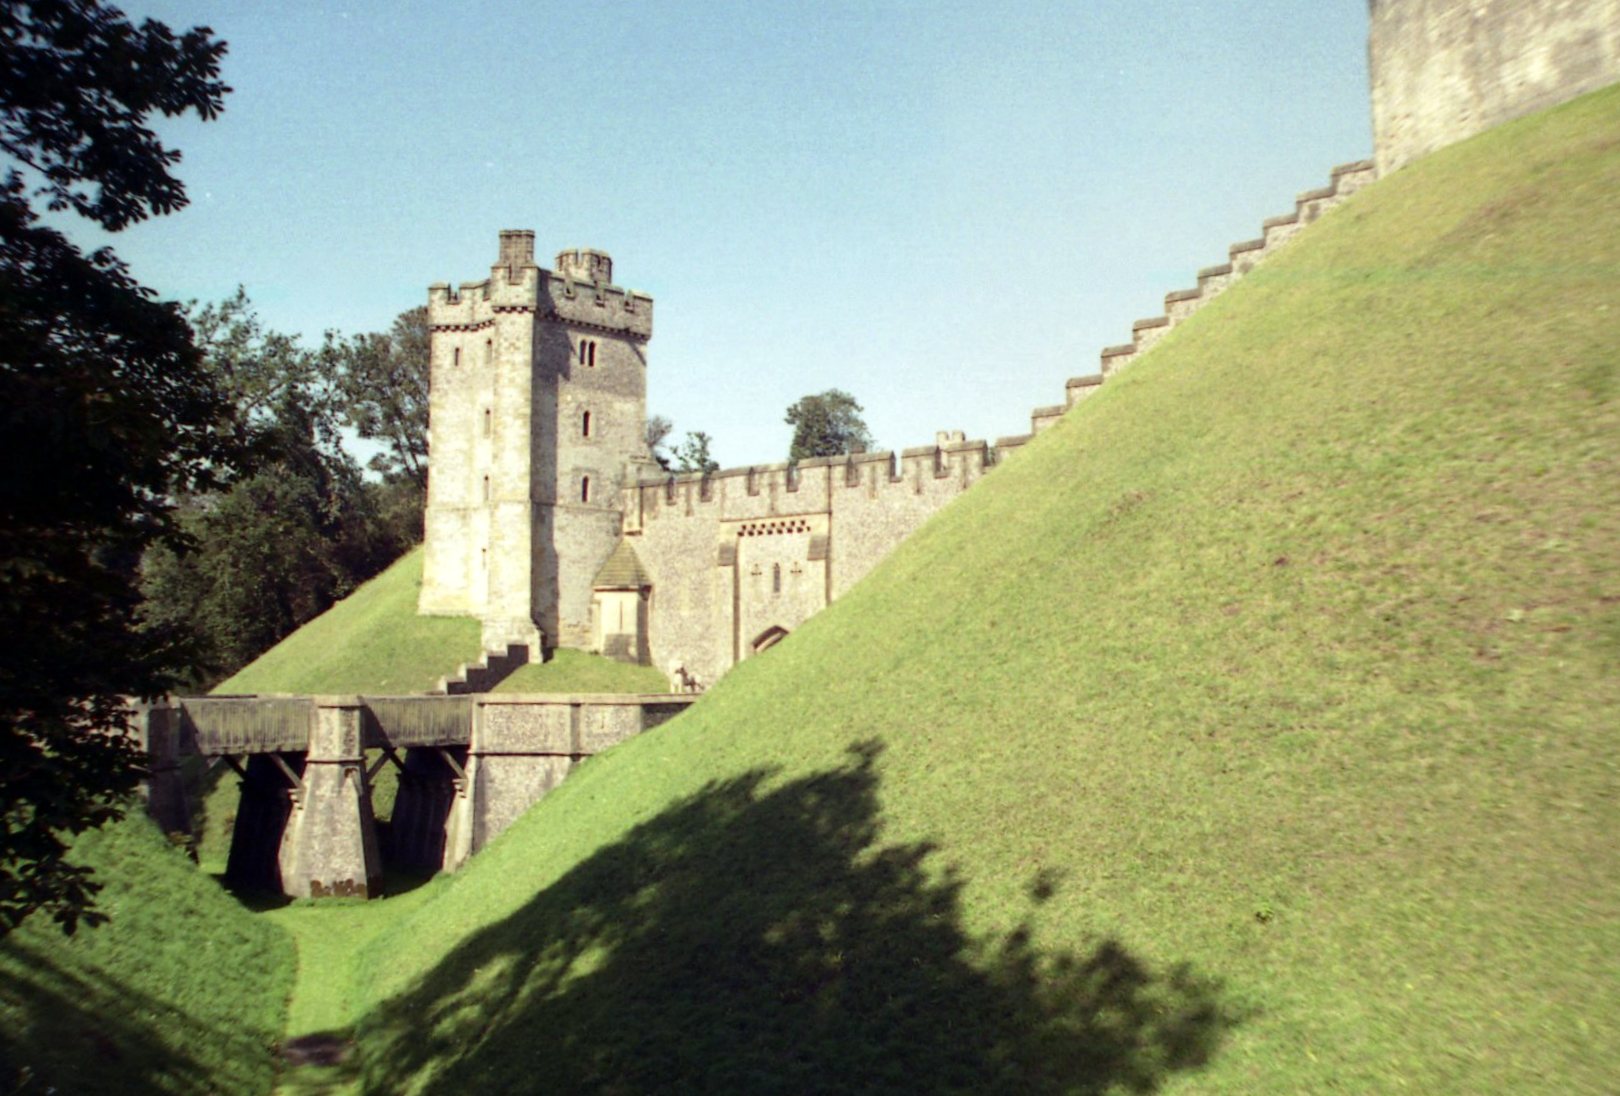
[
  {"x1": 554, "y1": 248, "x2": 612, "y2": 284},
  {"x1": 498, "y1": 229, "x2": 536, "y2": 277}
]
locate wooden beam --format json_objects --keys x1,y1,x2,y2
[
  {"x1": 436, "y1": 747, "x2": 466, "y2": 782},
  {"x1": 366, "y1": 747, "x2": 402, "y2": 782},
  {"x1": 267, "y1": 752, "x2": 302, "y2": 789}
]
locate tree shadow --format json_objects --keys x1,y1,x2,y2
[
  {"x1": 0, "y1": 938, "x2": 273, "y2": 1095},
  {"x1": 359, "y1": 741, "x2": 1238, "y2": 1094}
]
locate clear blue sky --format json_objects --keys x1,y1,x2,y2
[{"x1": 83, "y1": 1, "x2": 1372, "y2": 469}]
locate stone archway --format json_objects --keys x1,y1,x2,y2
[{"x1": 751, "y1": 625, "x2": 789, "y2": 654}]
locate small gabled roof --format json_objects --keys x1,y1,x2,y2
[{"x1": 592, "y1": 539, "x2": 651, "y2": 590}]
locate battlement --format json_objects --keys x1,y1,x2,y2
[
  {"x1": 623, "y1": 431, "x2": 1021, "y2": 530},
  {"x1": 555, "y1": 248, "x2": 612, "y2": 284},
  {"x1": 542, "y1": 271, "x2": 654, "y2": 341},
  {"x1": 633, "y1": 435, "x2": 1008, "y2": 491},
  {"x1": 427, "y1": 231, "x2": 543, "y2": 327},
  {"x1": 427, "y1": 232, "x2": 653, "y2": 338}
]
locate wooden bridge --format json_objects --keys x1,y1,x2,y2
[{"x1": 135, "y1": 693, "x2": 695, "y2": 898}]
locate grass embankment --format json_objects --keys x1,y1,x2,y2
[
  {"x1": 341, "y1": 86, "x2": 1619, "y2": 1093},
  {"x1": 214, "y1": 548, "x2": 480, "y2": 696},
  {"x1": 214, "y1": 545, "x2": 666, "y2": 699},
  {"x1": 0, "y1": 816, "x2": 293, "y2": 1095},
  {"x1": 493, "y1": 648, "x2": 669, "y2": 694}
]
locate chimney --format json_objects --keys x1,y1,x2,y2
[{"x1": 497, "y1": 229, "x2": 535, "y2": 276}]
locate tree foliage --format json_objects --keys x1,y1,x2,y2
[
  {"x1": 0, "y1": 0, "x2": 233, "y2": 935},
  {"x1": 644, "y1": 414, "x2": 674, "y2": 471},
  {"x1": 785, "y1": 389, "x2": 873, "y2": 462},
  {"x1": 674, "y1": 431, "x2": 719, "y2": 475},
  {"x1": 332, "y1": 305, "x2": 429, "y2": 488},
  {"x1": 141, "y1": 293, "x2": 412, "y2": 688}
]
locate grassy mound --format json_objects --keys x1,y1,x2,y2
[
  {"x1": 214, "y1": 547, "x2": 480, "y2": 696},
  {"x1": 492, "y1": 648, "x2": 669, "y2": 694},
  {"x1": 0, "y1": 816, "x2": 293, "y2": 1095},
  {"x1": 343, "y1": 85, "x2": 1620, "y2": 1094}
]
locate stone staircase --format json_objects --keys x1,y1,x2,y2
[
  {"x1": 1028, "y1": 159, "x2": 1376, "y2": 434},
  {"x1": 433, "y1": 644, "x2": 530, "y2": 695}
]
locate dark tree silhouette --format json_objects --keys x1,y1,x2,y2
[{"x1": 0, "y1": 0, "x2": 235, "y2": 934}]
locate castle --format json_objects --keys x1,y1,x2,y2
[
  {"x1": 417, "y1": 230, "x2": 1030, "y2": 687},
  {"x1": 419, "y1": 0, "x2": 1619, "y2": 690}
]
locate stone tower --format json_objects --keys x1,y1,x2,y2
[{"x1": 418, "y1": 231, "x2": 655, "y2": 654}]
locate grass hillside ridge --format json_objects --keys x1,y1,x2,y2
[
  {"x1": 0, "y1": 817, "x2": 293, "y2": 1094},
  {"x1": 218, "y1": 546, "x2": 672, "y2": 698},
  {"x1": 346, "y1": 85, "x2": 1620, "y2": 1093},
  {"x1": 215, "y1": 547, "x2": 481, "y2": 696}
]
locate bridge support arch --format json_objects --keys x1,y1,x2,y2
[{"x1": 158, "y1": 692, "x2": 696, "y2": 899}]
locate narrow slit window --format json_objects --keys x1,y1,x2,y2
[
  {"x1": 582, "y1": 410, "x2": 592, "y2": 438},
  {"x1": 581, "y1": 475, "x2": 591, "y2": 503},
  {"x1": 580, "y1": 339, "x2": 597, "y2": 367},
  {"x1": 452, "y1": 346, "x2": 461, "y2": 368},
  {"x1": 772, "y1": 563, "x2": 782, "y2": 594}
]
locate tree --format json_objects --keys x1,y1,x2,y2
[
  {"x1": 674, "y1": 431, "x2": 719, "y2": 475},
  {"x1": 785, "y1": 389, "x2": 873, "y2": 462},
  {"x1": 0, "y1": 1, "x2": 233, "y2": 935},
  {"x1": 644, "y1": 414, "x2": 674, "y2": 471},
  {"x1": 333, "y1": 306, "x2": 429, "y2": 488},
  {"x1": 142, "y1": 293, "x2": 409, "y2": 687}
]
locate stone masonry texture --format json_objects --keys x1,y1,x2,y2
[{"x1": 1369, "y1": 0, "x2": 1620, "y2": 174}]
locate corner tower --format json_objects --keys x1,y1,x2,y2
[{"x1": 419, "y1": 231, "x2": 655, "y2": 654}]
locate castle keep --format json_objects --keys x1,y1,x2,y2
[{"x1": 419, "y1": 232, "x2": 658, "y2": 657}]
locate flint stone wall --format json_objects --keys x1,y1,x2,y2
[{"x1": 1370, "y1": 0, "x2": 1620, "y2": 173}]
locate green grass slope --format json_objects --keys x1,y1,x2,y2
[
  {"x1": 492, "y1": 648, "x2": 669, "y2": 694},
  {"x1": 351, "y1": 87, "x2": 1620, "y2": 1093},
  {"x1": 0, "y1": 816, "x2": 294, "y2": 1095},
  {"x1": 215, "y1": 547, "x2": 480, "y2": 695}
]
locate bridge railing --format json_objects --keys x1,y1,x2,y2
[
  {"x1": 361, "y1": 694, "x2": 475, "y2": 749},
  {"x1": 178, "y1": 696, "x2": 314, "y2": 756}
]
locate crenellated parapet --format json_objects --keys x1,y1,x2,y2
[
  {"x1": 1023, "y1": 158, "x2": 1376, "y2": 437},
  {"x1": 425, "y1": 236, "x2": 654, "y2": 339},
  {"x1": 541, "y1": 268, "x2": 653, "y2": 341},
  {"x1": 428, "y1": 231, "x2": 542, "y2": 330},
  {"x1": 624, "y1": 432, "x2": 1020, "y2": 525},
  {"x1": 615, "y1": 428, "x2": 1032, "y2": 684}
]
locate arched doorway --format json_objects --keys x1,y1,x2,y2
[{"x1": 751, "y1": 625, "x2": 789, "y2": 654}]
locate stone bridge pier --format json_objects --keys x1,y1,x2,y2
[{"x1": 153, "y1": 692, "x2": 695, "y2": 899}]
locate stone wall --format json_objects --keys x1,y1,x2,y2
[
  {"x1": 622, "y1": 434, "x2": 1026, "y2": 686},
  {"x1": 538, "y1": 267, "x2": 652, "y2": 648},
  {"x1": 1369, "y1": 0, "x2": 1620, "y2": 174}
]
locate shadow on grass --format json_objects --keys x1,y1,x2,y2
[
  {"x1": 360, "y1": 741, "x2": 1237, "y2": 1094},
  {"x1": 0, "y1": 938, "x2": 272, "y2": 1095}
]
